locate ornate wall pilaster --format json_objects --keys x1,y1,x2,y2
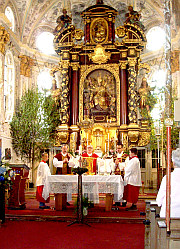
[
  {"x1": 128, "y1": 58, "x2": 138, "y2": 124},
  {"x1": 0, "y1": 26, "x2": 9, "y2": 123},
  {"x1": 0, "y1": 52, "x2": 4, "y2": 123},
  {"x1": 0, "y1": 26, "x2": 9, "y2": 55}
]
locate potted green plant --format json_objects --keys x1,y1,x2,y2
[{"x1": 0, "y1": 158, "x2": 13, "y2": 223}]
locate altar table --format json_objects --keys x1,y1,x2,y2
[{"x1": 42, "y1": 175, "x2": 124, "y2": 203}]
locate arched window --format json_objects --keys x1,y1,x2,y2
[
  {"x1": 4, "y1": 51, "x2": 15, "y2": 122},
  {"x1": 146, "y1": 26, "x2": 166, "y2": 51},
  {"x1": 36, "y1": 32, "x2": 55, "y2": 55},
  {"x1": 5, "y1": 6, "x2": 15, "y2": 32},
  {"x1": 148, "y1": 69, "x2": 166, "y2": 122},
  {"x1": 37, "y1": 70, "x2": 52, "y2": 94}
]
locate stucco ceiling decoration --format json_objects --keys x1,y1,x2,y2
[{"x1": 3, "y1": 0, "x2": 179, "y2": 47}]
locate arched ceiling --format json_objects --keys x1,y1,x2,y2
[{"x1": 1, "y1": 0, "x2": 179, "y2": 48}]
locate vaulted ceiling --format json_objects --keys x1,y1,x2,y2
[{"x1": 1, "y1": 0, "x2": 180, "y2": 49}]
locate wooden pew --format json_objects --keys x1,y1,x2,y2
[{"x1": 144, "y1": 201, "x2": 180, "y2": 249}]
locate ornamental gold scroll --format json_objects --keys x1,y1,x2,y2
[
  {"x1": 0, "y1": 26, "x2": 9, "y2": 54},
  {"x1": 19, "y1": 55, "x2": 34, "y2": 77}
]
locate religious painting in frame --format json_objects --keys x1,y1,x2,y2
[
  {"x1": 90, "y1": 17, "x2": 109, "y2": 44},
  {"x1": 79, "y1": 64, "x2": 120, "y2": 125}
]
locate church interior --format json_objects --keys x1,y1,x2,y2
[{"x1": 0, "y1": 0, "x2": 180, "y2": 248}]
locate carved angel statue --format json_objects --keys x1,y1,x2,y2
[
  {"x1": 125, "y1": 6, "x2": 145, "y2": 31},
  {"x1": 54, "y1": 9, "x2": 72, "y2": 34}
]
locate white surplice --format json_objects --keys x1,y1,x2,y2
[
  {"x1": 156, "y1": 168, "x2": 180, "y2": 218},
  {"x1": 124, "y1": 157, "x2": 142, "y2": 186}
]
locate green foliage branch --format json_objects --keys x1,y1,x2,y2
[{"x1": 10, "y1": 89, "x2": 60, "y2": 181}]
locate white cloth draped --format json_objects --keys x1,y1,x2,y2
[
  {"x1": 42, "y1": 175, "x2": 124, "y2": 202},
  {"x1": 156, "y1": 168, "x2": 180, "y2": 218},
  {"x1": 97, "y1": 158, "x2": 114, "y2": 173}
]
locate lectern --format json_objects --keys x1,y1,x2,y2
[{"x1": 8, "y1": 164, "x2": 29, "y2": 209}]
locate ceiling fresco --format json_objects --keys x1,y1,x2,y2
[{"x1": 1, "y1": 0, "x2": 179, "y2": 48}]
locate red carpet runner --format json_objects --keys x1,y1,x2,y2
[
  {"x1": 6, "y1": 196, "x2": 146, "y2": 219},
  {"x1": 1, "y1": 220, "x2": 145, "y2": 249}
]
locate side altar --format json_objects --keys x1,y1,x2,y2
[{"x1": 51, "y1": 0, "x2": 150, "y2": 152}]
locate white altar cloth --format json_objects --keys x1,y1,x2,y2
[{"x1": 42, "y1": 175, "x2": 124, "y2": 202}]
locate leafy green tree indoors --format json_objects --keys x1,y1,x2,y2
[{"x1": 10, "y1": 89, "x2": 60, "y2": 183}]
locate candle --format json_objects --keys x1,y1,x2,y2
[
  {"x1": 79, "y1": 145, "x2": 82, "y2": 155},
  {"x1": 114, "y1": 133, "x2": 116, "y2": 152},
  {"x1": 108, "y1": 133, "x2": 109, "y2": 154},
  {"x1": 105, "y1": 143, "x2": 106, "y2": 153},
  {"x1": 122, "y1": 133, "x2": 123, "y2": 144},
  {"x1": 87, "y1": 133, "x2": 88, "y2": 147}
]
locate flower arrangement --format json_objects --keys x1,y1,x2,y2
[
  {"x1": 74, "y1": 196, "x2": 89, "y2": 216},
  {"x1": 0, "y1": 158, "x2": 13, "y2": 188}
]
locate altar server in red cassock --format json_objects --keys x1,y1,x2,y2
[
  {"x1": 82, "y1": 145, "x2": 99, "y2": 174},
  {"x1": 123, "y1": 147, "x2": 142, "y2": 211},
  {"x1": 36, "y1": 152, "x2": 51, "y2": 209}
]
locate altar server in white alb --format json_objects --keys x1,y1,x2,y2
[
  {"x1": 36, "y1": 152, "x2": 51, "y2": 209},
  {"x1": 156, "y1": 148, "x2": 180, "y2": 218},
  {"x1": 123, "y1": 148, "x2": 142, "y2": 211}
]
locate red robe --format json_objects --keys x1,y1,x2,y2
[
  {"x1": 82, "y1": 153, "x2": 99, "y2": 174},
  {"x1": 54, "y1": 153, "x2": 71, "y2": 174}
]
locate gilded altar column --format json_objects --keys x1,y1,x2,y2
[
  {"x1": 127, "y1": 58, "x2": 140, "y2": 146},
  {"x1": 70, "y1": 62, "x2": 80, "y2": 152},
  {"x1": 70, "y1": 62, "x2": 79, "y2": 126},
  {"x1": 60, "y1": 59, "x2": 70, "y2": 125},
  {"x1": 55, "y1": 59, "x2": 70, "y2": 145},
  {"x1": 108, "y1": 14, "x2": 113, "y2": 42},
  {"x1": 119, "y1": 61, "x2": 128, "y2": 125},
  {"x1": 127, "y1": 58, "x2": 138, "y2": 124},
  {"x1": 84, "y1": 17, "x2": 90, "y2": 43}
]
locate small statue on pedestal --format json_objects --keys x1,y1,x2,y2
[
  {"x1": 96, "y1": 0, "x2": 104, "y2": 4},
  {"x1": 138, "y1": 77, "x2": 151, "y2": 117}
]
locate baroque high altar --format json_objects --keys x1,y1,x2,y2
[{"x1": 51, "y1": 0, "x2": 150, "y2": 153}]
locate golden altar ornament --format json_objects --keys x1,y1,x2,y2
[
  {"x1": 82, "y1": 157, "x2": 96, "y2": 175},
  {"x1": 89, "y1": 44, "x2": 111, "y2": 64}
]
